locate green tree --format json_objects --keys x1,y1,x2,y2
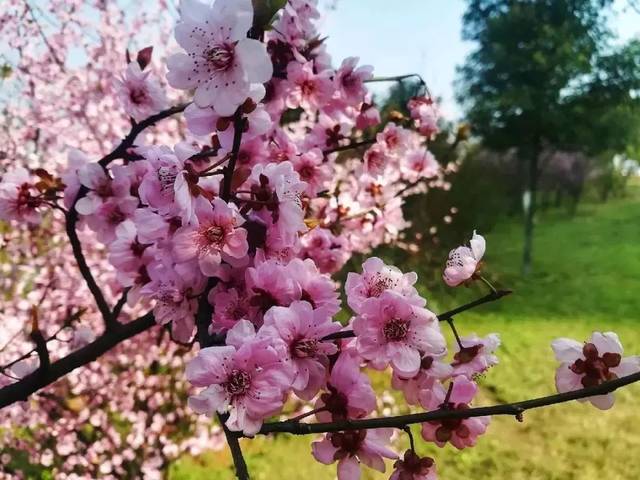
[{"x1": 457, "y1": 0, "x2": 640, "y2": 274}]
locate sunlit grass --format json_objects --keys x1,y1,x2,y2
[{"x1": 171, "y1": 190, "x2": 640, "y2": 479}]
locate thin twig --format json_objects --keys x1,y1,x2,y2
[
  {"x1": 0, "y1": 312, "x2": 155, "y2": 409},
  {"x1": 323, "y1": 138, "x2": 375, "y2": 155},
  {"x1": 255, "y1": 371, "x2": 640, "y2": 435}
]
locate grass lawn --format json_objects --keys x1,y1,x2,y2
[{"x1": 170, "y1": 190, "x2": 640, "y2": 480}]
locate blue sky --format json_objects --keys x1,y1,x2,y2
[{"x1": 322, "y1": 0, "x2": 640, "y2": 119}]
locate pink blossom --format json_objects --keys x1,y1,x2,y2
[
  {"x1": 290, "y1": 148, "x2": 331, "y2": 196},
  {"x1": 141, "y1": 261, "x2": 204, "y2": 342},
  {"x1": 451, "y1": 333, "x2": 500, "y2": 379},
  {"x1": 0, "y1": 167, "x2": 43, "y2": 224},
  {"x1": 286, "y1": 61, "x2": 334, "y2": 110},
  {"x1": 247, "y1": 162, "x2": 308, "y2": 248},
  {"x1": 244, "y1": 259, "x2": 298, "y2": 321},
  {"x1": 208, "y1": 287, "x2": 255, "y2": 333},
  {"x1": 355, "y1": 101, "x2": 381, "y2": 130},
  {"x1": 420, "y1": 377, "x2": 490, "y2": 449},
  {"x1": 353, "y1": 290, "x2": 446, "y2": 377},
  {"x1": 261, "y1": 301, "x2": 341, "y2": 399},
  {"x1": 442, "y1": 231, "x2": 485, "y2": 287},
  {"x1": 345, "y1": 257, "x2": 423, "y2": 314},
  {"x1": 335, "y1": 57, "x2": 373, "y2": 105},
  {"x1": 315, "y1": 351, "x2": 376, "y2": 422},
  {"x1": 390, "y1": 450, "x2": 437, "y2": 480},
  {"x1": 408, "y1": 96, "x2": 440, "y2": 138},
  {"x1": 186, "y1": 320, "x2": 293, "y2": 435},
  {"x1": 86, "y1": 196, "x2": 139, "y2": 243},
  {"x1": 401, "y1": 150, "x2": 439, "y2": 183},
  {"x1": 286, "y1": 258, "x2": 341, "y2": 317},
  {"x1": 114, "y1": 62, "x2": 167, "y2": 121},
  {"x1": 311, "y1": 428, "x2": 397, "y2": 479},
  {"x1": 173, "y1": 199, "x2": 248, "y2": 276},
  {"x1": 391, "y1": 355, "x2": 453, "y2": 406},
  {"x1": 552, "y1": 332, "x2": 640, "y2": 409},
  {"x1": 62, "y1": 149, "x2": 89, "y2": 209},
  {"x1": 167, "y1": 0, "x2": 273, "y2": 115},
  {"x1": 75, "y1": 163, "x2": 130, "y2": 216}
]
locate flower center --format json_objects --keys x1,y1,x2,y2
[
  {"x1": 224, "y1": 369, "x2": 251, "y2": 396},
  {"x1": 569, "y1": 342, "x2": 621, "y2": 388},
  {"x1": 129, "y1": 86, "x2": 150, "y2": 105},
  {"x1": 383, "y1": 318, "x2": 409, "y2": 342},
  {"x1": 292, "y1": 338, "x2": 319, "y2": 358},
  {"x1": 205, "y1": 44, "x2": 235, "y2": 72},
  {"x1": 329, "y1": 430, "x2": 366, "y2": 456},
  {"x1": 366, "y1": 274, "x2": 397, "y2": 298},
  {"x1": 204, "y1": 225, "x2": 225, "y2": 244}
]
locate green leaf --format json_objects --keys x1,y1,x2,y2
[{"x1": 252, "y1": 0, "x2": 287, "y2": 30}]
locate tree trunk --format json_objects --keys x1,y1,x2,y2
[{"x1": 522, "y1": 149, "x2": 539, "y2": 276}]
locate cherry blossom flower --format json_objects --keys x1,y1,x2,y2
[
  {"x1": 451, "y1": 333, "x2": 500, "y2": 379},
  {"x1": 209, "y1": 287, "x2": 257, "y2": 333},
  {"x1": 315, "y1": 351, "x2": 376, "y2": 422},
  {"x1": 114, "y1": 62, "x2": 167, "y2": 121},
  {"x1": 345, "y1": 257, "x2": 423, "y2": 314},
  {"x1": 286, "y1": 258, "x2": 341, "y2": 317},
  {"x1": 552, "y1": 332, "x2": 640, "y2": 409},
  {"x1": 186, "y1": 321, "x2": 292, "y2": 435},
  {"x1": 420, "y1": 377, "x2": 490, "y2": 449},
  {"x1": 167, "y1": 0, "x2": 273, "y2": 115},
  {"x1": 334, "y1": 57, "x2": 373, "y2": 105},
  {"x1": 173, "y1": 198, "x2": 248, "y2": 276},
  {"x1": 408, "y1": 96, "x2": 440, "y2": 138},
  {"x1": 0, "y1": 167, "x2": 43, "y2": 224},
  {"x1": 75, "y1": 163, "x2": 130, "y2": 216},
  {"x1": 442, "y1": 231, "x2": 486, "y2": 287},
  {"x1": 260, "y1": 301, "x2": 340, "y2": 399},
  {"x1": 391, "y1": 355, "x2": 453, "y2": 406},
  {"x1": 312, "y1": 428, "x2": 397, "y2": 479},
  {"x1": 390, "y1": 450, "x2": 437, "y2": 480},
  {"x1": 353, "y1": 291, "x2": 446, "y2": 377},
  {"x1": 285, "y1": 61, "x2": 334, "y2": 110}
]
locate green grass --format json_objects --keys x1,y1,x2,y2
[{"x1": 171, "y1": 191, "x2": 640, "y2": 480}]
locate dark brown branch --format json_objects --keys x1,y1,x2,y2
[
  {"x1": 112, "y1": 288, "x2": 130, "y2": 321},
  {"x1": 221, "y1": 112, "x2": 245, "y2": 201},
  {"x1": 437, "y1": 289, "x2": 512, "y2": 321},
  {"x1": 65, "y1": 209, "x2": 114, "y2": 327},
  {"x1": 0, "y1": 309, "x2": 85, "y2": 372},
  {"x1": 255, "y1": 370, "x2": 640, "y2": 435},
  {"x1": 29, "y1": 329, "x2": 50, "y2": 372},
  {"x1": 65, "y1": 103, "x2": 189, "y2": 330},
  {"x1": 323, "y1": 138, "x2": 375, "y2": 155},
  {"x1": 220, "y1": 414, "x2": 251, "y2": 480},
  {"x1": 0, "y1": 312, "x2": 156, "y2": 409},
  {"x1": 321, "y1": 289, "x2": 512, "y2": 341}
]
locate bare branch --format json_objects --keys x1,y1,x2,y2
[
  {"x1": 256, "y1": 371, "x2": 640, "y2": 436},
  {"x1": 0, "y1": 312, "x2": 155, "y2": 409}
]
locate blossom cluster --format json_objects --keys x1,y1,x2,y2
[{"x1": 1, "y1": 0, "x2": 638, "y2": 479}]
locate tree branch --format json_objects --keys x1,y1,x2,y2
[
  {"x1": 64, "y1": 103, "x2": 190, "y2": 330},
  {"x1": 323, "y1": 138, "x2": 376, "y2": 155},
  {"x1": 256, "y1": 371, "x2": 640, "y2": 435},
  {"x1": 0, "y1": 312, "x2": 156, "y2": 409}
]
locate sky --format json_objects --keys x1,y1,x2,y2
[{"x1": 322, "y1": 0, "x2": 640, "y2": 119}]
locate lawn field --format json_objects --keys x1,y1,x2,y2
[{"x1": 170, "y1": 191, "x2": 640, "y2": 480}]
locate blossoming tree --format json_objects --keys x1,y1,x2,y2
[{"x1": 1, "y1": 1, "x2": 640, "y2": 479}]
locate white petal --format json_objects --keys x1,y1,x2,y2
[
  {"x1": 236, "y1": 39, "x2": 273, "y2": 84},
  {"x1": 551, "y1": 338, "x2": 583, "y2": 362},
  {"x1": 469, "y1": 230, "x2": 486, "y2": 260}
]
